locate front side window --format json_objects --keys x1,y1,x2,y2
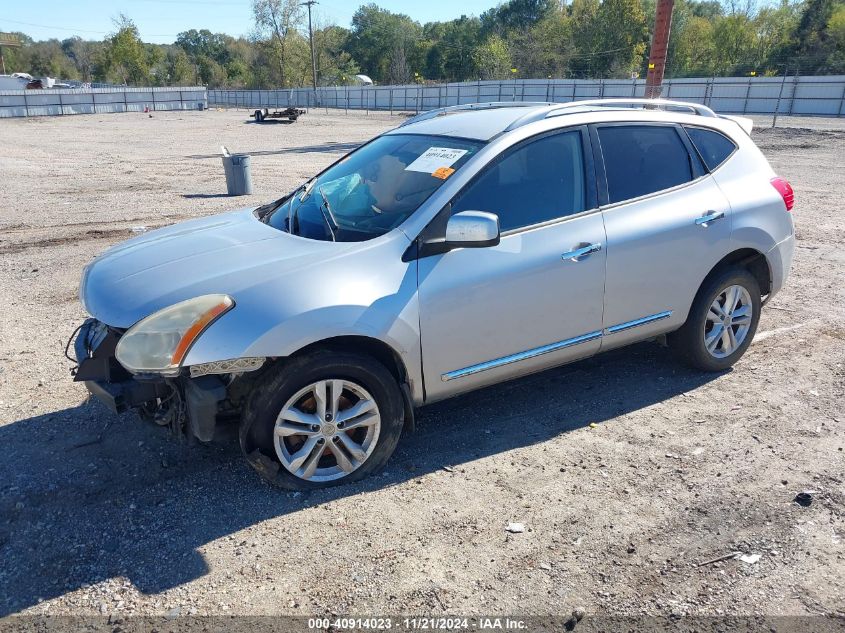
[
  {"x1": 685, "y1": 126, "x2": 737, "y2": 171},
  {"x1": 451, "y1": 130, "x2": 587, "y2": 233},
  {"x1": 597, "y1": 125, "x2": 694, "y2": 204},
  {"x1": 262, "y1": 134, "x2": 483, "y2": 242}
]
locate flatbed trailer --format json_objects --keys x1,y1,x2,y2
[{"x1": 251, "y1": 107, "x2": 306, "y2": 123}]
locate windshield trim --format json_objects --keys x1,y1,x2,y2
[{"x1": 386, "y1": 132, "x2": 492, "y2": 145}]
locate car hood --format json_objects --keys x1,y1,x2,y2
[{"x1": 81, "y1": 208, "x2": 354, "y2": 328}]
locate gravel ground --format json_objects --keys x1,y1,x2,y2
[{"x1": 0, "y1": 109, "x2": 843, "y2": 621}]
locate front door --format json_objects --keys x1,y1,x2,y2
[{"x1": 417, "y1": 128, "x2": 607, "y2": 401}]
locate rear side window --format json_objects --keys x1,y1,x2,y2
[
  {"x1": 452, "y1": 130, "x2": 587, "y2": 232},
  {"x1": 597, "y1": 125, "x2": 693, "y2": 204},
  {"x1": 685, "y1": 127, "x2": 737, "y2": 171}
]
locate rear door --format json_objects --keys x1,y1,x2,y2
[{"x1": 593, "y1": 123, "x2": 733, "y2": 350}]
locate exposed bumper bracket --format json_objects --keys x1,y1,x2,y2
[
  {"x1": 84, "y1": 378, "x2": 169, "y2": 414},
  {"x1": 184, "y1": 375, "x2": 227, "y2": 442}
]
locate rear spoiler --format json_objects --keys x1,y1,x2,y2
[{"x1": 719, "y1": 115, "x2": 753, "y2": 135}]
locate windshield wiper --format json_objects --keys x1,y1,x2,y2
[
  {"x1": 287, "y1": 179, "x2": 317, "y2": 234},
  {"x1": 317, "y1": 185, "x2": 339, "y2": 242}
]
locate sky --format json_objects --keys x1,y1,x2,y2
[{"x1": 1, "y1": 0, "x2": 500, "y2": 44}]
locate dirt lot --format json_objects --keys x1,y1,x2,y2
[{"x1": 0, "y1": 109, "x2": 843, "y2": 622}]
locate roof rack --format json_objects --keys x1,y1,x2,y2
[
  {"x1": 398, "y1": 101, "x2": 554, "y2": 128},
  {"x1": 503, "y1": 98, "x2": 718, "y2": 131},
  {"x1": 398, "y1": 98, "x2": 719, "y2": 135},
  {"x1": 550, "y1": 98, "x2": 717, "y2": 117}
]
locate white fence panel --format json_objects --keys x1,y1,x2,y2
[
  {"x1": 208, "y1": 76, "x2": 845, "y2": 118},
  {"x1": 0, "y1": 86, "x2": 207, "y2": 118}
]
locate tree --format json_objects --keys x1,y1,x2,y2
[
  {"x1": 314, "y1": 25, "x2": 359, "y2": 85},
  {"x1": 573, "y1": 0, "x2": 648, "y2": 77},
  {"x1": 570, "y1": 0, "x2": 601, "y2": 76},
  {"x1": 472, "y1": 33, "x2": 511, "y2": 79},
  {"x1": 787, "y1": 0, "x2": 845, "y2": 72},
  {"x1": 26, "y1": 39, "x2": 79, "y2": 79},
  {"x1": 386, "y1": 45, "x2": 411, "y2": 84},
  {"x1": 830, "y1": 3, "x2": 845, "y2": 44},
  {"x1": 690, "y1": 0, "x2": 724, "y2": 20},
  {"x1": 5, "y1": 0, "x2": 845, "y2": 89},
  {"x1": 509, "y1": 7, "x2": 574, "y2": 78},
  {"x1": 146, "y1": 43, "x2": 166, "y2": 85},
  {"x1": 62, "y1": 37, "x2": 97, "y2": 81},
  {"x1": 252, "y1": 0, "x2": 304, "y2": 87},
  {"x1": 102, "y1": 15, "x2": 149, "y2": 85},
  {"x1": 165, "y1": 47, "x2": 195, "y2": 85},
  {"x1": 712, "y1": 12, "x2": 757, "y2": 74},
  {"x1": 753, "y1": 1, "x2": 799, "y2": 72},
  {"x1": 348, "y1": 4, "x2": 423, "y2": 83},
  {"x1": 481, "y1": 0, "x2": 557, "y2": 35},
  {"x1": 439, "y1": 17, "x2": 482, "y2": 81},
  {"x1": 670, "y1": 15, "x2": 717, "y2": 76},
  {"x1": 176, "y1": 29, "x2": 229, "y2": 66},
  {"x1": 827, "y1": 4, "x2": 845, "y2": 70}
]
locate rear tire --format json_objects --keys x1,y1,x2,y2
[
  {"x1": 254, "y1": 109, "x2": 264, "y2": 122},
  {"x1": 240, "y1": 350, "x2": 404, "y2": 490},
  {"x1": 670, "y1": 266, "x2": 761, "y2": 372}
]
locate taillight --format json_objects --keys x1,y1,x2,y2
[{"x1": 770, "y1": 177, "x2": 794, "y2": 211}]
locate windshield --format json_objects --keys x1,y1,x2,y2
[{"x1": 262, "y1": 134, "x2": 483, "y2": 242}]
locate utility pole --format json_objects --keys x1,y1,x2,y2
[
  {"x1": 645, "y1": 0, "x2": 675, "y2": 99},
  {"x1": 301, "y1": 1, "x2": 318, "y2": 98}
]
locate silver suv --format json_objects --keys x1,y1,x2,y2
[{"x1": 74, "y1": 99, "x2": 795, "y2": 489}]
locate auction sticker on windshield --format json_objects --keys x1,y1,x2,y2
[
  {"x1": 405, "y1": 147, "x2": 468, "y2": 173},
  {"x1": 432, "y1": 166, "x2": 456, "y2": 179}
]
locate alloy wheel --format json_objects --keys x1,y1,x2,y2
[
  {"x1": 273, "y1": 379, "x2": 381, "y2": 482},
  {"x1": 703, "y1": 284, "x2": 753, "y2": 358}
]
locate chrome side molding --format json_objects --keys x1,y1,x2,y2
[
  {"x1": 442, "y1": 310, "x2": 673, "y2": 381},
  {"x1": 605, "y1": 310, "x2": 673, "y2": 335},
  {"x1": 441, "y1": 330, "x2": 602, "y2": 381}
]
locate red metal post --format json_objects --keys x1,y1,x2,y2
[{"x1": 645, "y1": 0, "x2": 675, "y2": 99}]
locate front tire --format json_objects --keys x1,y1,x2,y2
[
  {"x1": 670, "y1": 267, "x2": 761, "y2": 372},
  {"x1": 240, "y1": 350, "x2": 404, "y2": 490}
]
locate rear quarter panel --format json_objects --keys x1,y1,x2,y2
[
  {"x1": 713, "y1": 124, "x2": 793, "y2": 253},
  {"x1": 709, "y1": 123, "x2": 795, "y2": 292}
]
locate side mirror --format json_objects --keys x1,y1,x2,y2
[{"x1": 445, "y1": 211, "x2": 500, "y2": 248}]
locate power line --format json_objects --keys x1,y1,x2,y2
[
  {"x1": 0, "y1": 17, "x2": 180, "y2": 38},
  {"x1": 129, "y1": 0, "x2": 247, "y2": 4},
  {"x1": 0, "y1": 18, "x2": 110, "y2": 35}
]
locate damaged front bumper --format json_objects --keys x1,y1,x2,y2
[
  {"x1": 73, "y1": 318, "x2": 227, "y2": 441},
  {"x1": 73, "y1": 318, "x2": 170, "y2": 413}
]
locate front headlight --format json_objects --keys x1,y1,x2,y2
[
  {"x1": 79, "y1": 261, "x2": 93, "y2": 314},
  {"x1": 115, "y1": 294, "x2": 234, "y2": 375}
]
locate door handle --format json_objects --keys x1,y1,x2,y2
[
  {"x1": 695, "y1": 210, "x2": 725, "y2": 226},
  {"x1": 562, "y1": 242, "x2": 602, "y2": 261}
]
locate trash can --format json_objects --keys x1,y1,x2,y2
[{"x1": 222, "y1": 154, "x2": 253, "y2": 196}]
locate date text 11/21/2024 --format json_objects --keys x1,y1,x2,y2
[{"x1": 306, "y1": 617, "x2": 528, "y2": 630}]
